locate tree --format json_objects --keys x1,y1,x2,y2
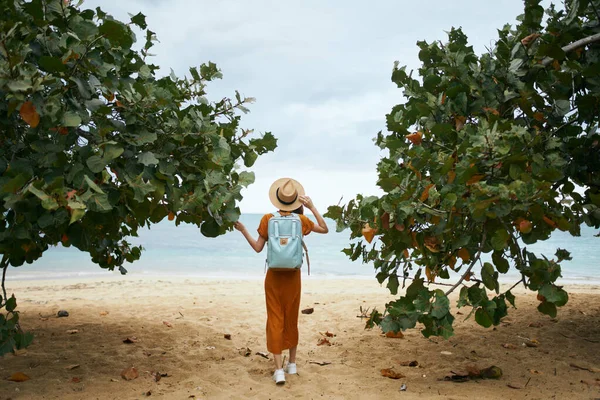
[
  {"x1": 0, "y1": 0, "x2": 276, "y2": 355},
  {"x1": 326, "y1": 0, "x2": 600, "y2": 339}
]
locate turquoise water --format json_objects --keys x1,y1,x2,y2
[{"x1": 5, "y1": 214, "x2": 600, "y2": 284}]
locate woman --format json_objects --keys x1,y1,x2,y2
[{"x1": 233, "y1": 178, "x2": 328, "y2": 385}]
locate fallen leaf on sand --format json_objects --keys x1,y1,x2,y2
[
  {"x1": 224, "y1": 334, "x2": 231, "y2": 340},
  {"x1": 255, "y1": 352, "x2": 269, "y2": 359},
  {"x1": 143, "y1": 351, "x2": 152, "y2": 357},
  {"x1": 99, "y1": 311, "x2": 109, "y2": 316},
  {"x1": 205, "y1": 346, "x2": 215, "y2": 350},
  {"x1": 529, "y1": 369, "x2": 542, "y2": 375},
  {"x1": 71, "y1": 377, "x2": 81, "y2": 383},
  {"x1": 385, "y1": 331, "x2": 404, "y2": 339},
  {"x1": 301, "y1": 308, "x2": 314, "y2": 315},
  {"x1": 65, "y1": 364, "x2": 80, "y2": 370},
  {"x1": 317, "y1": 337, "x2": 332, "y2": 346},
  {"x1": 13, "y1": 349, "x2": 27, "y2": 356},
  {"x1": 66, "y1": 329, "x2": 79, "y2": 334},
  {"x1": 121, "y1": 367, "x2": 139, "y2": 381},
  {"x1": 440, "y1": 351, "x2": 452, "y2": 356},
  {"x1": 507, "y1": 384, "x2": 522, "y2": 389},
  {"x1": 123, "y1": 337, "x2": 138, "y2": 344},
  {"x1": 570, "y1": 363, "x2": 600, "y2": 373},
  {"x1": 380, "y1": 368, "x2": 405, "y2": 379},
  {"x1": 581, "y1": 379, "x2": 600, "y2": 387},
  {"x1": 7, "y1": 372, "x2": 30, "y2": 382},
  {"x1": 320, "y1": 331, "x2": 336, "y2": 337},
  {"x1": 309, "y1": 361, "x2": 332, "y2": 366},
  {"x1": 162, "y1": 321, "x2": 172, "y2": 328},
  {"x1": 398, "y1": 360, "x2": 419, "y2": 367},
  {"x1": 502, "y1": 343, "x2": 518, "y2": 349},
  {"x1": 525, "y1": 340, "x2": 539, "y2": 348},
  {"x1": 239, "y1": 347, "x2": 251, "y2": 357},
  {"x1": 528, "y1": 322, "x2": 543, "y2": 328},
  {"x1": 151, "y1": 371, "x2": 167, "y2": 382}
]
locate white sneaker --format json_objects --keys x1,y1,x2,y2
[
  {"x1": 285, "y1": 362, "x2": 297, "y2": 375},
  {"x1": 273, "y1": 369, "x2": 285, "y2": 385}
]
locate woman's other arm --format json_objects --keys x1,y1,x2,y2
[
  {"x1": 299, "y1": 195, "x2": 329, "y2": 234},
  {"x1": 234, "y1": 221, "x2": 266, "y2": 252}
]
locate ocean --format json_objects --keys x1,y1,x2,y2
[{"x1": 5, "y1": 214, "x2": 600, "y2": 284}]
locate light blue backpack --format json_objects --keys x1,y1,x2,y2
[{"x1": 266, "y1": 212, "x2": 310, "y2": 274}]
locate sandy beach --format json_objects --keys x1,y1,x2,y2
[{"x1": 1, "y1": 276, "x2": 600, "y2": 399}]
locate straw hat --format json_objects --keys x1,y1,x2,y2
[{"x1": 269, "y1": 178, "x2": 305, "y2": 211}]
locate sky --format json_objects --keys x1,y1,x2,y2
[{"x1": 84, "y1": 0, "x2": 531, "y2": 214}]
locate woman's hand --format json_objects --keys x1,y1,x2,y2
[
  {"x1": 299, "y1": 195, "x2": 314, "y2": 210},
  {"x1": 233, "y1": 221, "x2": 245, "y2": 232}
]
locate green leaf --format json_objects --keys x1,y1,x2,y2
[
  {"x1": 87, "y1": 193, "x2": 112, "y2": 212},
  {"x1": 238, "y1": 171, "x2": 255, "y2": 187},
  {"x1": 69, "y1": 208, "x2": 86, "y2": 224},
  {"x1": 103, "y1": 144, "x2": 124, "y2": 161},
  {"x1": 537, "y1": 301, "x2": 557, "y2": 318},
  {"x1": 5, "y1": 296, "x2": 17, "y2": 312},
  {"x1": 27, "y1": 185, "x2": 59, "y2": 210},
  {"x1": 84, "y1": 175, "x2": 105, "y2": 194},
  {"x1": 492, "y1": 251, "x2": 509, "y2": 273},
  {"x1": 481, "y1": 262, "x2": 499, "y2": 292},
  {"x1": 86, "y1": 155, "x2": 106, "y2": 173},
  {"x1": 130, "y1": 12, "x2": 147, "y2": 29},
  {"x1": 63, "y1": 112, "x2": 82, "y2": 127},
  {"x1": 138, "y1": 152, "x2": 159, "y2": 166},
  {"x1": 430, "y1": 291, "x2": 450, "y2": 318},
  {"x1": 387, "y1": 274, "x2": 399, "y2": 295},
  {"x1": 505, "y1": 290, "x2": 516, "y2": 308},
  {"x1": 200, "y1": 218, "x2": 221, "y2": 238},
  {"x1": 538, "y1": 284, "x2": 569, "y2": 307},
  {"x1": 38, "y1": 56, "x2": 67, "y2": 73},
  {"x1": 491, "y1": 229, "x2": 509, "y2": 251},
  {"x1": 475, "y1": 305, "x2": 494, "y2": 328}
]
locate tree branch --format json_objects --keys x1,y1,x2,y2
[
  {"x1": 445, "y1": 231, "x2": 487, "y2": 296},
  {"x1": 1, "y1": 255, "x2": 8, "y2": 308},
  {"x1": 542, "y1": 33, "x2": 600, "y2": 66}
]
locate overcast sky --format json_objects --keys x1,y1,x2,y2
[{"x1": 85, "y1": 0, "x2": 531, "y2": 214}]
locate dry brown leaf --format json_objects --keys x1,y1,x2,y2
[
  {"x1": 420, "y1": 183, "x2": 435, "y2": 202},
  {"x1": 309, "y1": 361, "x2": 332, "y2": 366},
  {"x1": 321, "y1": 331, "x2": 336, "y2": 337},
  {"x1": 71, "y1": 377, "x2": 81, "y2": 383},
  {"x1": 317, "y1": 337, "x2": 331, "y2": 346},
  {"x1": 581, "y1": 379, "x2": 600, "y2": 387},
  {"x1": 20, "y1": 101, "x2": 40, "y2": 128},
  {"x1": 406, "y1": 132, "x2": 423, "y2": 145},
  {"x1": 380, "y1": 368, "x2": 405, "y2": 379},
  {"x1": 502, "y1": 343, "x2": 518, "y2": 349},
  {"x1": 529, "y1": 369, "x2": 542, "y2": 375},
  {"x1": 255, "y1": 351, "x2": 269, "y2": 359},
  {"x1": 466, "y1": 174, "x2": 485, "y2": 185},
  {"x1": 123, "y1": 337, "x2": 138, "y2": 344},
  {"x1": 301, "y1": 307, "x2": 314, "y2": 315},
  {"x1": 385, "y1": 330, "x2": 404, "y2": 339},
  {"x1": 361, "y1": 223, "x2": 377, "y2": 244},
  {"x1": 521, "y1": 33, "x2": 541, "y2": 46},
  {"x1": 99, "y1": 311, "x2": 109, "y2": 316},
  {"x1": 447, "y1": 170, "x2": 456, "y2": 184},
  {"x1": 482, "y1": 107, "x2": 500, "y2": 116},
  {"x1": 162, "y1": 321, "x2": 173, "y2": 328},
  {"x1": 8, "y1": 372, "x2": 30, "y2": 382},
  {"x1": 528, "y1": 322, "x2": 543, "y2": 328},
  {"x1": 65, "y1": 364, "x2": 80, "y2": 370},
  {"x1": 121, "y1": 367, "x2": 139, "y2": 381},
  {"x1": 570, "y1": 363, "x2": 600, "y2": 373},
  {"x1": 507, "y1": 383, "x2": 522, "y2": 389},
  {"x1": 457, "y1": 248, "x2": 470, "y2": 263},
  {"x1": 398, "y1": 360, "x2": 419, "y2": 367},
  {"x1": 454, "y1": 116, "x2": 466, "y2": 131},
  {"x1": 66, "y1": 329, "x2": 79, "y2": 334},
  {"x1": 224, "y1": 334, "x2": 232, "y2": 340},
  {"x1": 239, "y1": 347, "x2": 251, "y2": 357}
]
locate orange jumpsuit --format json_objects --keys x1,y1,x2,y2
[{"x1": 258, "y1": 212, "x2": 314, "y2": 354}]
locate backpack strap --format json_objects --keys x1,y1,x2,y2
[{"x1": 302, "y1": 240, "x2": 310, "y2": 276}]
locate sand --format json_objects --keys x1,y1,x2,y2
[{"x1": 1, "y1": 275, "x2": 600, "y2": 399}]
